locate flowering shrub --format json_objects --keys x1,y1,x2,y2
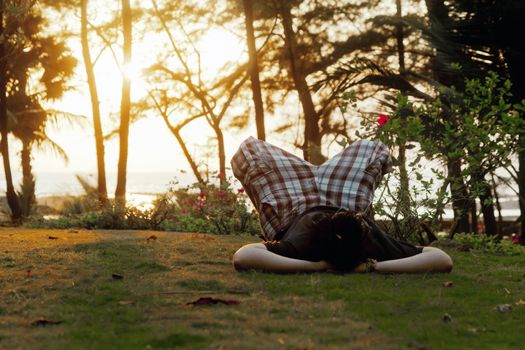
[
  {"x1": 26, "y1": 176, "x2": 260, "y2": 235},
  {"x1": 343, "y1": 71, "x2": 525, "y2": 242},
  {"x1": 163, "y1": 177, "x2": 260, "y2": 235}
]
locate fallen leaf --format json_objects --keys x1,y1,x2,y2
[
  {"x1": 30, "y1": 319, "x2": 63, "y2": 327},
  {"x1": 187, "y1": 297, "x2": 239, "y2": 306},
  {"x1": 514, "y1": 299, "x2": 525, "y2": 306},
  {"x1": 48, "y1": 236, "x2": 59, "y2": 240},
  {"x1": 442, "y1": 313, "x2": 452, "y2": 323},
  {"x1": 443, "y1": 281, "x2": 453, "y2": 288},
  {"x1": 112, "y1": 273, "x2": 124, "y2": 280},
  {"x1": 278, "y1": 336, "x2": 285, "y2": 345},
  {"x1": 495, "y1": 304, "x2": 512, "y2": 313},
  {"x1": 147, "y1": 235, "x2": 157, "y2": 243}
]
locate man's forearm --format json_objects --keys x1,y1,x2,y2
[{"x1": 233, "y1": 243, "x2": 329, "y2": 273}]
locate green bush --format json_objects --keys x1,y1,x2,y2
[
  {"x1": 26, "y1": 177, "x2": 260, "y2": 235},
  {"x1": 163, "y1": 178, "x2": 260, "y2": 235},
  {"x1": 342, "y1": 71, "x2": 525, "y2": 243},
  {"x1": 454, "y1": 233, "x2": 524, "y2": 256}
]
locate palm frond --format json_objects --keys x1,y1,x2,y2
[
  {"x1": 44, "y1": 109, "x2": 89, "y2": 130},
  {"x1": 32, "y1": 135, "x2": 69, "y2": 164}
]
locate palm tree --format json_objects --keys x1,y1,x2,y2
[
  {"x1": 4, "y1": 3, "x2": 76, "y2": 218},
  {"x1": 8, "y1": 97, "x2": 72, "y2": 216},
  {"x1": 0, "y1": 1, "x2": 22, "y2": 222}
]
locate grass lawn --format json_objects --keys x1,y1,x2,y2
[{"x1": 0, "y1": 228, "x2": 524, "y2": 350}]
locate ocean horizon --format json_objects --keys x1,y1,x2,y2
[{"x1": 0, "y1": 171, "x2": 520, "y2": 219}]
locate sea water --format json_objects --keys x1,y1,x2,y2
[{"x1": 0, "y1": 171, "x2": 520, "y2": 219}]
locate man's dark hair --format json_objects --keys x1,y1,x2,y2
[{"x1": 311, "y1": 210, "x2": 370, "y2": 270}]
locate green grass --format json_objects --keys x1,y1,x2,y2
[{"x1": 0, "y1": 228, "x2": 524, "y2": 349}]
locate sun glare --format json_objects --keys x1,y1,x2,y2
[{"x1": 122, "y1": 61, "x2": 144, "y2": 82}]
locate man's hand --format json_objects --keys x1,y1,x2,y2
[{"x1": 352, "y1": 259, "x2": 377, "y2": 273}]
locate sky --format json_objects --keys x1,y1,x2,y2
[{"x1": 9, "y1": 5, "x2": 258, "y2": 179}]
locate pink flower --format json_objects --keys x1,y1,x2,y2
[
  {"x1": 377, "y1": 114, "x2": 390, "y2": 126},
  {"x1": 217, "y1": 190, "x2": 226, "y2": 197},
  {"x1": 194, "y1": 201, "x2": 205, "y2": 208},
  {"x1": 237, "y1": 188, "x2": 245, "y2": 194},
  {"x1": 512, "y1": 234, "x2": 521, "y2": 244}
]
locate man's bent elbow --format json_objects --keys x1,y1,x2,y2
[
  {"x1": 436, "y1": 250, "x2": 453, "y2": 273},
  {"x1": 232, "y1": 248, "x2": 245, "y2": 271},
  {"x1": 232, "y1": 245, "x2": 253, "y2": 271}
]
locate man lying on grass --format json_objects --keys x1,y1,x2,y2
[{"x1": 230, "y1": 137, "x2": 453, "y2": 274}]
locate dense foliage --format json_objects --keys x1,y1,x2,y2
[{"x1": 27, "y1": 177, "x2": 260, "y2": 235}]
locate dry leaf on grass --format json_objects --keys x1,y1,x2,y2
[
  {"x1": 30, "y1": 319, "x2": 63, "y2": 327},
  {"x1": 186, "y1": 297, "x2": 239, "y2": 306},
  {"x1": 112, "y1": 273, "x2": 124, "y2": 280},
  {"x1": 514, "y1": 299, "x2": 525, "y2": 306},
  {"x1": 443, "y1": 281, "x2": 453, "y2": 288}
]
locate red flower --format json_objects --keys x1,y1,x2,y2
[
  {"x1": 377, "y1": 114, "x2": 390, "y2": 126},
  {"x1": 217, "y1": 190, "x2": 226, "y2": 197},
  {"x1": 198, "y1": 190, "x2": 206, "y2": 199},
  {"x1": 180, "y1": 209, "x2": 189, "y2": 215},
  {"x1": 194, "y1": 201, "x2": 205, "y2": 208},
  {"x1": 237, "y1": 188, "x2": 245, "y2": 194}
]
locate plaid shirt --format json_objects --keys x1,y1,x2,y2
[{"x1": 231, "y1": 137, "x2": 392, "y2": 240}]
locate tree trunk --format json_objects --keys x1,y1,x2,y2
[
  {"x1": 81, "y1": 0, "x2": 107, "y2": 205},
  {"x1": 395, "y1": 0, "x2": 406, "y2": 75},
  {"x1": 0, "y1": 7, "x2": 22, "y2": 223},
  {"x1": 519, "y1": 143, "x2": 525, "y2": 243},
  {"x1": 394, "y1": 0, "x2": 411, "y2": 222},
  {"x1": 242, "y1": 0, "x2": 265, "y2": 141},
  {"x1": 19, "y1": 139, "x2": 35, "y2": 217},
  {"x1": 173, "y1": 130, "x2": 204, "y2": 184},
  {"x1": 478, "y1": 180, "x2": 497, "y2": 236},
  {"x1": 115, "y1": 0, "x2": 132, "y2": 210},
  {"x1": 278, "y1": 3, "x2": 323, "y2": 165},
  {"x1": 447, "y1": 158, "x2": 470, "y2": 234},
  {"x1": 469, "y1": 200, "x2": 478, "y2": 234},
  {"x1": 215, "y1": 125, "x2": 226, "y2": 187},
  {"x1": 491, "y1": 172, "x2": 503, "y2": 236}
]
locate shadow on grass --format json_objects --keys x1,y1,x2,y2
[{"x1": 1, "y1": 230, "x2": 524, "y2": 349}]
